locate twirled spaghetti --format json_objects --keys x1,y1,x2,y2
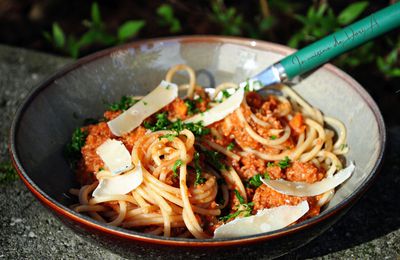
[{"x1": 68, "y1": 64, "x2": 350, "y2": 239}]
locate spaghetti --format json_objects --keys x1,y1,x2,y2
[{"x1": 69, "y1": 64, "x2": 350, "y2": 239}]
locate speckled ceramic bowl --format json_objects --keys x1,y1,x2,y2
[{"x1": 9, "y1": 36, "x2": 385, "y2": 259}]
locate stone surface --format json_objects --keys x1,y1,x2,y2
[{"x1": 0, "y1": 44, "x2": 399, "y2": 259}]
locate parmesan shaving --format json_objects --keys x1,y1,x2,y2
[
  {"x1": 92, "y1": 163, "x2": 143, "y2": 198},
  {"x1": 214, "y1": 201, "x2": 309, "y2": 238},
  {"x1": 96, "y1": 139, "x2": 132, "y2": 174},
  {"x1": 261, "y1": 162, "x2": 355, "y2": 197},
  {"x1": 184, "y1": 87, "x2": 244, "y2": 126},
  {"x1": 107, "y1": 80, "x2": 178, "y2": 136}
]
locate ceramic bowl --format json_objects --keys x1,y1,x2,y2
[{"x1": 9, "y1": 36, "x2": 385, "y2": 259}]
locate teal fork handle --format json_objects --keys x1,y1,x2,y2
[{"x1": 279, "y1": 3, "x2": 400, "y2": 79}]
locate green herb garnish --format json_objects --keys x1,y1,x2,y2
[
  {"x1": 267, "y1": 162, "x2": 275, "y2": 167},
  {"x1": 277, "y1": 156, "x2": 291, "y2": 169},
  {"x1": 248, "y1": 174, "x2": 263, "y2": 188},
  {"x1": 108, "y1": 96, "x2": 139, "y2": 111},
  {"x1": 222, "y1": 89, "x2": 231, "y2": 99},
  {"x1": 244, "y1": 80, "x2": 251, "y2": 92},
  {"x1": 219, "y1": 210, "x2": 242, "y2": 222},
  {"x1": 65, "y1": 127, "x2": 88, "y2": 167},
  {"x1": 193, "y1": 152, "x2": 206, "y2": 185},
  {"x1": 184, "y1": 98, "x2": 200, "y2": 116},
  {"x1": 144, "y1": 112, "x2": 210, "y2": 137},
  {"x1": 159, "y1": 133, "x2": 178, "y2": 141},
  {"x1": 270, "y1": 135, "x2": 277, "y2": 140},
  {"x1": 227, "y1": 142, "x2": 235, "y2": 151},
  {"x1": 233, "y1": 189, "x2": 245, "y2": 204},
  {"x1": 340, "y1": 143, "x2": 348, "y2": 151},
  {"x1": 143, "y1": 112, "x2": 170, "y2": 131},
  {"x1": 220, "y1": 189, "x2": 254, "y2": 222},
  {"x1": 179, "y1": 121, "x2": 210, "y2": 136},
  {"x1": 172, "y1": 159, "x2": 183, "y2": 177}
]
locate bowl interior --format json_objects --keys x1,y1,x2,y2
[{"x1": 12, "y1": 37, "x2": 384, "y2": 239}]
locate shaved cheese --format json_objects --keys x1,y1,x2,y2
[
  {"x1": 184, "y1": 87, "x2": 244, "y2": 126},
  {"x1": 96, "y1": 139, "x2": 132, "y2": 174},
  {"x1": 92, "y1": 162, "x2": 143, "y2": 198},
  {"x1": 107, "y1": 80, "x2": 178, "y2": 136},
  {"x1": 214, "y1": 201, "x2": 309, "y2": 238},
  {"x1": 261, "y1": 162, "x2": 355, "y2": 197}
]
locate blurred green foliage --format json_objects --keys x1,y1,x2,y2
[
  {"x1": 210, "y1": 0, "x2": 246, "y2": 36},
  {"x1": 287, "y1": 2, "x2": 369, "y2": 48},
  {"x1": 44, "y1": 2, "x2": 145, "y2": 58},
  {"x1": 157, "y1": 4, "x2": 182, "y2": 33},
  {"x1": 43, "y1": 1, "x2": 400, "y2": 78}
]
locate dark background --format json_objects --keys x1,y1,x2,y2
[{"x1": 0, "y1": 1, "x2": 399, "y2": 259}]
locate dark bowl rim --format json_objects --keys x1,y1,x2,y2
[{"x1": 9, "y1": 35, "x2": 386, "y2": 247}]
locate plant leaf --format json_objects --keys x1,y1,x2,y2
[
  {"x1": 66, "y1": 35, "x2": 80, "y2": 59},
  {"x1": 52, "y1": 23, "x2": 65, "y2": 48},
  {"x1": 338, "y1": 2, "x2": 368, "y2": 25},
  {"x1": 259, "y1": 16, "x2": 274, "y2": 31},
  {"x1": 157, "y1": 4, "x2": 173, "y2": 20},
  {"x1": 170, "y1": 20, "x2": 181, "y2": 33},
  {"x1": 91, "y1": 2, "x2": 101, "y2": 26},
  {"x1": 117, "y1": 20, "x2": 145, "y2": 42},
  {"x1": 388, "y1": 68, "x2": 400, "y2": 77}
]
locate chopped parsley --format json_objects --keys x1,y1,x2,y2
[
  {"x1": 270, "y1": 135, "x2": 277, "y2": 140},
  {"x1": 108, "y1": 96, "x2": 139, "y2": 111},
  {"x1": 159, "y1": 133, "x2": 178, "y2": 141},
  {"x1": 267, "y1": 162, "x2": 275, "y2": 167},
  {"x1": 144, "y1": 112, "x2": 210, "y2": 137},
  {"x1": 222, "y1": 90, "x2": 231, "y2": 99},
  {"x1": 143, "y1": 112, "x2": 170, "y2": 131},
  {"x1": 172, "y1": 159, "x2": 183, "y2": 177},
  {"x1": 142, "y1": 101, "x2": 148, "y2": 106},
  {"x1": 65, "y1": 127, "x2": 88, "y2": 167},
  {"x1": 234, "y1": 189, "x2": 245, "y2": 204},
  {"x1": 184, "y1": 98, "x2": 200, "y2": 116},
  {"x1": 277, "y1": 156, "x2": 291, "y2": 169},
  {"x1": 193, "y1": 152, "x2": 206, "y2": 185},
  {"x1": 244, "y1": 80, "x2": 251, "y2": 92},
  {"x1": 219, "y1": 209, "x2": 242, "y2": 222},
  {"x1": 247, "y1": 174, "x2": 263, "y2": 188},
  {"x1": 227, "y1": 142, "x2": 235, "y2": 151},
  {"x1": 340, "y1": 143, "x2": 348, "y2": 151},
  {"x1": 246, "y1": 172, "x2": 269, "y2": 188},
  {"x1": 219, "y1": 189, "x2": 254, "y2": 222}
]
